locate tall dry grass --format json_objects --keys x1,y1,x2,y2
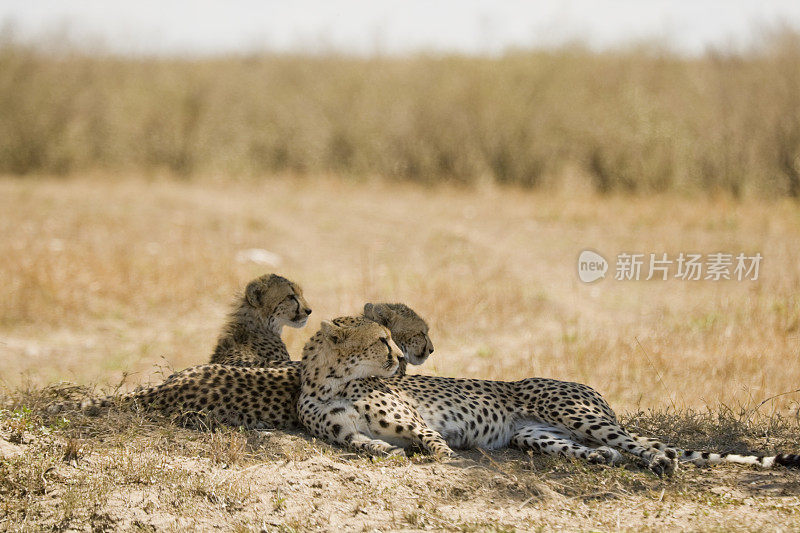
[{"x1": 2, "y1": 30, "x2": 800, "y2": 196}]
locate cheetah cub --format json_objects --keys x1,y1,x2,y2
[
  {"x1": 48, "y1": 273, "x2": 309, "y2": 420},
  {"x1": 210, "y1": 273, "x2": 312, "y2": 367},
  {"x1": 298, "y1": 317, "x2": 454, "y2": 458}
]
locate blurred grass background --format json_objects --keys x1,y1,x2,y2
[{"x1": 2, "y1": 29, "x2": 800, "y2": 196}]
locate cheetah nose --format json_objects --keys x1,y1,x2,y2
[
  {"x1": 304, "y1": 308, "x2": 312, "y2": 315},
  {"x1": 428, "y1": 345, "x2": 434, "y2": 355}
]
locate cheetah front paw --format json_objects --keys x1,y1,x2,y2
[
  {"x1": 588, "y1": 446, "x2": 622, "y2": 465},
  {"x1": 648, "y1": 454, "x2": 677, "y2": 477},
  {"x1": 386, "y1": 446, "x2": 407, "y2": 457},
  {"x1": 433, "y1": 447, "x2": 455, "y2": 461}
]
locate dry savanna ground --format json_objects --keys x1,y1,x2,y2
[{"x1": 1, "y1": 175, "x2": 800, "y2": 531}]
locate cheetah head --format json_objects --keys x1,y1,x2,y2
[
  {"x1": 244, "y1": 274, "x2": 312, "y2": 328},
  {"x1": 319, "y1": 318, "x2": 404, "y2": 380},
  {"x1": 363, "y1": 303, "x2": 433, "y2": 366}
]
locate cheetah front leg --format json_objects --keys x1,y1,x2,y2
[
  {"x1": 305, "y1": 402, "x2": 405, "y2": 457},
  {"x1": 366, "y1": 413, "x2": 454, "y2": 459},
  {"x1": 511, "y1": 423, "x2": 622, "y2": 465},
  {"x1": 405, "y1": 423, "x2": 454, "y2": 459},
  {"x1": 345, "y1": 432, "x2": 406, "y2": 456},
  {"x1": 629, "y1": 434, "x2": 683, "y2": 461},
  {"x1": 347, "y1": 423, "x2": 452, "y2": 459}
]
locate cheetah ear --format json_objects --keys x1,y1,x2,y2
[
  {"x1": 320, "y1": 320, "x2": 348, "y2": 344},
  {"x1": 363, "y1": 303, "x2": 397, "y2": 327},
  {"x1": 245, "y1": 281, "x2": 264, "y2": 308},
  {"x1": 363, "y1": 303, "x2": 376, "y2": 320}
]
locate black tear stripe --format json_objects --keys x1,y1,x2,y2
[{"x1": 380, "y1": 338, "x2": 393, "y2": 354}]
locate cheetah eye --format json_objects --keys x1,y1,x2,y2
[{"x1": 409, "y1": 333, "x2": 424, "y2": 344}]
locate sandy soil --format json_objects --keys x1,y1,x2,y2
[{"x1": 2, "y1": 415, "x2": 799, "y2": 532}]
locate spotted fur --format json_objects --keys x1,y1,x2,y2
[
  {"x1": 58, "y1": 363, "x2": 300, "y2": 428},
  {"x1": 385, "y1": 375, "x2": 676, "y2": 475}
]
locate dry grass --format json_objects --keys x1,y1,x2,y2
[
  {"x1": 2, "y1": 30, "x2": 800, "y2": 196},
  {"x1": 2, "y1": 175, "x2": 799, "y2": 417}
]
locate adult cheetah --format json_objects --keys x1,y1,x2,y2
[
  {"x1": 298, "y1": 317, "x2": 454, "y2": 458},
  {"x1": 298, "y1": 318, "x2": 800, "y2": 476},
  {"x1": 209, "y1": 273, "x2": 312, "y2": 367},
  {"x1": 49, "y1": 304, "x2": 435, "y2": 430}
]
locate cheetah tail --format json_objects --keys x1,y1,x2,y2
[
  {"x1": 631, "y1": 434, "x2": 800, "y2": 469},
  {"x1": 46, "y1": 396, "x2": 113, "y2": 416},
  {"x1": 46, "y1": 386, "x2": 164, "y2": 416}
]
